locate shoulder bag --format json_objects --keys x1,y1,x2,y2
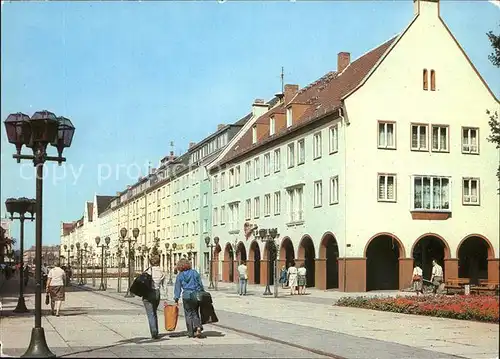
[{"x1": 130, "y1": 267, "x2": 153, "y2": 298}]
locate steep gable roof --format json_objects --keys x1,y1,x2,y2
[
  {"x1": 96, "y1": 195, "x2": 115, "y2": 216},
  {"x1": 218, "y1": 36, "x2": 396, "y2": 166}
]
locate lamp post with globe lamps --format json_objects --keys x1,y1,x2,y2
[
  {"x1": 254, "y1": 228, "x2": 280, "y2": 297},
  {"x1": 120, "y1": 227, "x2": 139, "y2": 297},
  {"x1": 95, "y1": 236, "x2": 110, "y2": 291},
  {"x1": 204, "y1": 236, "x2": 220, "y2": 290},
  {"x1": 4, "y1": 110, "x2": 75, "y2": 358},
  {"x1": 75, "y1": 242, "x2": 88, "y2": 286},
  {"x1": 164, "y1": 243, "x2": 174, "y2": 285},
  {"x1": 5, "y1": 197, "x2": 36, "y2": 313}
]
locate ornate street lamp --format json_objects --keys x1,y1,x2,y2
[
  {"x1": 120, "y1": 227, "x2": 139, "y2": 297},
  {"x1": 75, "y1": 242, "x2": 88, "y2": 286},
  {"x1": 4, "y1": 110, "x2": 75, "y2": 358},
  {"x1": 116, "y1": 245, "x2": 124, "y2": 293},
  {"x1": 95, "y1": 236, "x2": 110, "y2": 291},
  {"x1": 5, "y1": 197, "x2": 36, "y2": 313},
  {"x1": 205, "y1": 236, "x2": 220, "y2": 290},
  {"x1": 254, "y1": 228, "x2": 280, "y2": 297},
  {"x1": 164, "y1": 242, "x2": 176, "y2": 285}
]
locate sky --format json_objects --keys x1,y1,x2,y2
[{"x1": 1, "y1": 0, "x2": 499, "y2": 249}]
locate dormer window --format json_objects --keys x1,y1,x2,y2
[
  {"x1": 270, "y1": 117, "x2": 276, "y2": 136},
  {"x1": 286, "y1": 107, "x2": 292, "y2": 127},
  {"x1": 252, "y1": 125, "x2": 257, "y2": 144}
]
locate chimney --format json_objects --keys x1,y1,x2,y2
[
  {"x1": 413, "y1": 0, "x2": 439, "y2": 17},
  {"x1": 252, "y1": 99, "x2": 269, "y2": 118},
  {"x1": 189, "y1": 142, "x2": 196, "y2": 149},
  {"x1": 217, "y1": 124, "x2": 226, "y2": 131},
  {"x1": 284, "y1": 84, "x2": 299, "y2": 105},
  {"x1": 337, "y1": 52, "x2": 351, "y2": 73}
]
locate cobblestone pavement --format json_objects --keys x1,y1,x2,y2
[{"x1": 1, "y1": 277, "x2": 498, "y2": 358}]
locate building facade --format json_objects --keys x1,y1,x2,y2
[{"x1": 208, "y1": 0, "x2": 499, "y2": 292}]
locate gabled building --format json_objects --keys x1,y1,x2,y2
[{"x1": 208, "y1": 0, "x2": 499, "y2": 292}]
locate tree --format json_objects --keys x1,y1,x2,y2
[{"x1": 486, "y1": 26, "x2": 500, "y2": 192}]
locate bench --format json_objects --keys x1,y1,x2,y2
[
  {"x1": 445, "y1": 278, "x2": 470, "y2": 295},
  {"x1": 471, "y1": 280, "x2": 499, "y2": 296}
]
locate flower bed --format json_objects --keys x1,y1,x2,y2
[{"x1": 336, "y1": 295, "x2": 499, "y2": 323}]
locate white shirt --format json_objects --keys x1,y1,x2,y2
[
  {"x1": 432, "y1": 264, "x2": 443, "y2": 277},
  {"x1": 149, "y1": 266, "x2": 165, "y2": 290},
  {"x1": 297, "y1": 267, "x2": 307, "y2": 276},
  {"x1": 412, "y1": 267, "x2": 423, "y2": 276},
  {"x1": 47, "y1": 267, "x2": 65, "y2": 287},
  {"x1": 287, "y1": 266, "x2": 298, "y2": 276},
  {"x1": 237, "y1": 264, "x2": 248, "y2": 279}
]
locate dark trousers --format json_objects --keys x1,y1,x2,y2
[
  {"x1": 143, "y1": 289, "x2": 160, "y2": 338},
  {"x1": 182, "y1": 298, "x2": 202, "y2": 337}
]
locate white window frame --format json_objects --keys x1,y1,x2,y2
[
  {"x1": 274, "y1": 149, "x2": 281, "y2": 173},
  {"x1": 297, "y1": 139, "x2": 305, "y2": 165},
  {"x1": 286, "y1": 186, "x2": 304, "y2": 223},
  {"x1": 269, "y1": 117, "x2": 276, "y2": 136},
  {"x1": 329, "y1": 176, "x2": 339, "y2": 205},
  {"x1": 377, "y1": 174, "x2": 396, "y2": 202},
  {"x1": 235, "y1": 165, "x2": 241, "y2": 186},
  {"x1": 411, "y1": 175, "x2": 451, "y2": 212},
  {"x1": 411, "y1": 124, "x2": 428, "y2": 151},
  {"x1": 221, "y1": 172, "x2": 226, "y2": 191},
  {"x1": 212, "y1": 175, "x2": 218, "y2": 193},
  {"x1": 431, "y1": 125, "x2": 449, "y2": 152},
  {"x1": 287, "y1": 143, "x2": 295, "y2": 168},
  {"x1": 264, "y1": 194, "x2": 271, "y2": 216},
  {"x1": 252, "y1": 125, "x2": 257, "y2": 144},
  {"x1": 378, "y1": 121, "x2": 396, "y2": 149},
  {"x1": 202, "y1": 219, "x2": 208, "y2": 233},
  {"x1": 286, "y1": 107, "x2": 292, "y2": 128},
  {"x1": 203, "y1": 193, "x2": 208, "y2": 207},
  {"x1": 245, "y1": 199, "x2": 251, "y2": 220},
  {"x1": 264, "y1": 153, "x2": 271, "y2": 176},
  {"x1": 313, "y1": 132, "x2": 322, "y2": 159},
  {"x1": 314, "y1": 180, "x2": 323, "y2": 207},
  {"x1": 213, "y1": 207, "x2": 218, "y2": 226},
  {"x1": 254, "y1": 197, "x2": 260, "y2": 218},
  {"x1": 274, "y1": 191, "x2": 281, "y2": 215},
  {"x1": 220, "y1": 205, "x2": 226, "y2": 225},
  {"x1": 462, "y1": 177, "x2": 480, "y2": 205},
  {"x1": 229, "y1": 168, "x2": 235, "y2": 188},
  {"x1": 245, "y1": 161, "x2": 252, "y2": 182},
  {"x1": 462, "y1": 127, "x2": 479, "y2": 154},
  {"x1": 254, "y1": 157, "x2": 260, "y2": 179},
  {"x1": 329, "y1": 125, "x2": 339, "y2": 154}
]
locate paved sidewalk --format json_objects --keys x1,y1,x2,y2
[
  {"x1": 84, "y1": 279, "x2": 499, "y2": 359},
  {"x1": 0, "y1": 278, "x2": 327, "y2": 358}
]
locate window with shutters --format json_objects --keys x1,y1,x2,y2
[
  {"x1": 462, "y1": 127, "x2": 479, "y2": 154},
  {"x1": 377, "y1": 174, "x2": 396, "y2": 202},
  {"x1": 431, "y1": 125, "x2": 449, "y2": 152},
  {"x1": 378, "y1": 121, "x2": 396, "y2": 149},
  {"x1": 411, "y1": 124, "x2": 428, "y2": 151},
  {"x1": 462, "y1": 178, "x2": 480, "y2": 205}
]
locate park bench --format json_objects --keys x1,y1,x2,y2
[
  {"x1": 470, "y1": 280, "x2": 499, "y2": 296},
  {"x1": 445, "y1": 278, "x2": 470, "y2": 295}
]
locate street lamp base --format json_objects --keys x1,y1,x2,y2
[
  {"x1": 13, "y1": 296, "x2": 29, "y2": 313},
  {"x1": 21, "y1": 327, "x2": 56, "y2": 358},
  {"x1": 99, "y1": 283, "x2": 106, "y2": 291},
  {"x1": 263, "y1": 285, "x2": 272, "y2": 296}
]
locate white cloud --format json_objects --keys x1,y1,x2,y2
[{"x1": 489, "y1": 0, "x2": 500, "y2": 9}]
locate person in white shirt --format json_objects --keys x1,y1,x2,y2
[
  {"x1": 297, "y1": 263, "x2": 307, "y2": 295},
  {"x1": 143, "y1": 254, "x2": 165, "y2": 339},
  {"x1": 237, "y1": 260, "x2": 248, "y2": 296},
  {"x1": 45, "y1": 263, "x2": 66, "y2": 317},
  {"x1": 287, "y1": 261, "x2": 298, "y2": 295},
  {"x1": 430, "y1": 259, "x2": 444, "y2": 295},
  {"x1": 412, "y1": 263, "x2": 423, "y2": 295}
]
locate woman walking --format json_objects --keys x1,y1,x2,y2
[
  {"x1": 45, "y1": 263, "x2": 66, "y2": 317},
  {"x1": 173, "y1": 258, "x2": 205, "y2": 338},
  {"x1": 142, "y1": 254, "x2": 165, "y2": 339},
  {"x1": 287, "y1": 261, "x2": 298, "y2": 295},
  {"x1": 297, "y1": 263, "x2": 307, "y2": 295}
]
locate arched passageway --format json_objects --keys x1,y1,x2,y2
[
  {"x1": 298, "y1": 236, "x2": 316, "y2": 287},
  {"x1": 237, "y1": 242, "x2": 247, "y2": 262},
  {"x1": 458, "y1": 236, "x2": 492, "y2": 284},
  {"x1": 224, "y1": 243, "x2": 234, "y2": 282},
  {"x1": 412, "y1": 235, "x2": 448, "y2": 281},
  {"x1": 280, "y1": 237, "x2": 295, "y2": 268},
  {"x1": 320, "y1": 233, "x2": 339, "y2": 289},
  {"x1": 249, "y1": 241, "x2": 261, "y2": 284},
  {"x1": 365, "y1": 234, "x2": 402, "y2": 291}
]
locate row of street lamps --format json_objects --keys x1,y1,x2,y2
[{"x1": 4, "y1": 110, "x2": 75, "y2": 358}]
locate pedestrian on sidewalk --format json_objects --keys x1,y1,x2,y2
[
  {"x1": 237, "y1": 260, "x2": 248, "y2": 296},
  {"x1": 412, "y1": 262, "x2": 423, "y2": 295},
  {"x1": 142, "y1": 254, "x2": 165, "y2": 340},
  {"x1": 173, "y1": 258, "x2": 204, "y2": 338},
  {"x1": 430, "y1": 259, "x2": 444, "y2": 295},
  {"x1": 297, "y1": 263, "x2": 307, "y2": 295},
  {"x1": 46, "y1": 263, "x2": 66, "y2": 317},
  {"x1": 287, "y1": 261, "x2": 298, "y2": 296},
  {"x1": 279, "y1": 265, "x2": 287, "y2": 288}
]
